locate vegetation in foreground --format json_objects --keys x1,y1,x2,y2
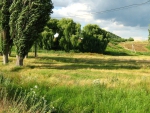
[{"x1": 0, "y1": 46, "x2": 150, "y2": 112}]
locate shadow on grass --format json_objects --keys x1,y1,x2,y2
[
  {"x1": 28, "y1": 63, "x2": 141, "y2": 70},
  {"x1": 30, "y1": 56, "x2": 150, "y2": 70},
  {"x1": 11, "y1": 67, "x2": 24, "y2": 72},
  {"x1": 104, "y1": 51, "x2": 132, "y2": 56}
]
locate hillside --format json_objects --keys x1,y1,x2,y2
[
  {"x1": 119, "y1": 41, "x2": 149, "y2": 52},
  {"x1": 105, "y1": 41, "x2": 150, "y2": 55}
]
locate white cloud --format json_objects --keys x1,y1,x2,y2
[
  {"x1": 51, "y1": 0, "x2": 150, "y2": 40},
  {"x1": 52, "y1": 3, "x2": 93, "y2": 21}
]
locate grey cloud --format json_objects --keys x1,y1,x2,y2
[
  {"x1": 52, "y1": 0, "x2": 150, "y2": 27},
  {"x1": 91, "y1": 0, "x2": 150, "y2": 27}
]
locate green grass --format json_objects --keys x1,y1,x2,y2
[{"x1": 1, "y1": 49, "x2": 150, "y2": 112}]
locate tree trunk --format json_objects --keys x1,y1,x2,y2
[
  {"x1": 34, "y1": 42, "x2": 37, "y2": 58},
  {"x1": 16, "y1": 55, "x2": 24, "y2": 66},
  {"x1": 25, "y1": 53, "x2": 28, "y2": 58},
  {"x1": 3, "y1": 54, "x2": 8, "y2": 65},
  {"x1": 2, "y1": 30, "x2": 9, "y2": 64}
]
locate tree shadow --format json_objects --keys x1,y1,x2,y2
[
  {"x1": 31, "y1": 56, "x2": 150, "y2": 70},
  {"x1": 11, "y1": 66, "x2": 24, "y2": 72},
  {"x1": 104, "y1": 51, "x2": 132, "y2": 56}
]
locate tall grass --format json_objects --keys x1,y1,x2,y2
[
  {"x1": 0, "y1": 74, "x2": 56, "y2": 113},
  {"x1": 1, "y1": 73, "x2": 150, "y2": 113},
  {"x1": 1, "y1": 50, "x2": 150, "y2": 112}
]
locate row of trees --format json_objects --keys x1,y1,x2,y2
[
  {"x1": 37, "y1": 18, "x2": 134, "y2": 53},
  {"x1": 0, "y1": 0, "x2": 53, "y2": 66},
  {"x1": 38, "y1": 18, "x2": 115, "y2": 53}
]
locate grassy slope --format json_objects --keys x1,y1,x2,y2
[
  {"x1": 105, "y1": 41, "x2": 150, "y2": 56},
  {"x1": 1, "y1": 41, "x2": 150, "y2": 112}
]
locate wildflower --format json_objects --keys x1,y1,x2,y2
[
  {"x1": 34, "y1": 85, "x2": 38, "y2": 89},
  {"x1": 92, "y1": 79, "x2": 100, "y2": 85},
  {"x1": 33, "y1": 91, "x2": 36, "y2": 94}
]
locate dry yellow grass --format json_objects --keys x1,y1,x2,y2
[
  {"x1": 0, "y1": 52, "x2": 150, "y2": 89},
  {"x1": 120, "y1": 41, "x2": 149, "y2": 52}
]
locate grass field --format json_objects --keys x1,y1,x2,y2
[{"x1": 1, "y1": 42, "x2": 150, "y2": 112}]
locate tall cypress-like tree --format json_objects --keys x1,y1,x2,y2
[
  {"x1": 0, "y1": 0, "x2": 13, "y2": 64},
  {"x1": 0, "y1": 2, "x2": 2, "y2": 54},
  {"x1": 9, "y1": 0, "x2": 53, "y2": 66}
]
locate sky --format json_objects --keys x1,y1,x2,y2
[{"x1": 51, "y1": 0, "x2": 150, "y2": 40}]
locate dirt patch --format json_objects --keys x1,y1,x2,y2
[{"x1": 119, "y1": 41, "x2": 149, "y2": 52}]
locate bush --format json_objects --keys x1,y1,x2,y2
[{"x1": 128, "y1": 37, "x2": 134, "y2": 41}]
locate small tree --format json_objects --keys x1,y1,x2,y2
[
  {"x1": 9, "y1": 0, "x2": 53, "y2": 66},
  {"x1": 128, "y1": 37, "x2": 134, "y2": 41}
]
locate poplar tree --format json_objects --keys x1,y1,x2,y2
[
  {"x1": 9, "y1": 0, "x2": 53, "y2": 66},
  {"x1": 0, "y1": 0, "x2": 13, "y2": 64}
]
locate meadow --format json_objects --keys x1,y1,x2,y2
[{"x1": 1, "y1": 43, "x2": 150, "y2": 113}]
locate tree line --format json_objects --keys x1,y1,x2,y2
[{"x1": 37, "y1": 18, "x2": 134, "y2": 53}]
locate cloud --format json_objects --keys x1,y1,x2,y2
[
  {"x1": 51, "y1": 0, "x2": 150, "y2": 40},
  {"x1": 52, "y1": 2, "x2": 93, "y2": 22},
  {"x1": 92, "y1": 0, "x2": 150, "y2": 27}
]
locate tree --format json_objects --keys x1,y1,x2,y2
[
  {"x1": 128, "y1": 37, "x2": 134, "y2": 41},
  {"x1": 79, "y1": 24, "x2": 110, "y2": 53},
  {"x1": 9, "y1": 0, "x2": 53, "y2": 66},
  {"x1": 58, "y1": 18, "x2": 81, "y2": 52},
  {"x1": 38, "y1": 19, "x2": 59, "y2": 50},
  {"x1": 41, "y1": 26, "x2": 54, "y2": 50},
  {"x1": 0, "y1": 3, "x2": 2, "y2": 54},
  {"x1": 0, "y1": 0, "x2": 13, "y2": 64},
  {"x1": 39, "y1": 18, "x2": 81, "y2": 52},
  {"x1": 47, "y1": 19, "x2": 60, "y2": 50}
]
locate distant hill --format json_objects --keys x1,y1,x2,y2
[{"x1": 108, "y1": 31, "x2": 127, "y2": 43}]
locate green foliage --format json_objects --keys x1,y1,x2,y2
[
  {"x1": 105, "y1": 43, "x2": 133, "y2": 56},
  {"x1": 0, "y1": 0, "x2": 13, "y2": 59},
  {"x1": 9, "y1": 0, "x2": 53, "y2": 58},
  {"x1": 38, "y1": 19, "x2": 60, "y2": 50},
  {"x1": 39, "y1": 18, "x2": 81, "y2": 52},
  {"x1": 39, "y1": 18, "x2": 136, "y2": 54},
  {"x1": 79, "y1": 24, "x2": 109, "y2": 53},
  {"x1": 70, "y1": 35, "x2": 80, "y2": 50},
  {"x1": 2, "y1": 73, "x2": 150, "y2": 113},
  {"x1": 1, "y1": 51, "x2": 150, "y2": 112},
  {"x1": 40, "y1": 27, "x2": 54, "y2": 50},
  {"x1": 0, "y1": 74, "x2": 55, "y2": 112},
  {"x1": 108, "y1": 31, "x2": 127, "y2": 44},
  {"x1": 58, "y1": 18, "x2": 81, "y2": 52},
  {"x1": 128, "y1": 37, "x2": 134, "y2": 41}
]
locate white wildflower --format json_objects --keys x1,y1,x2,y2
[
  {"x1": 92, "y1": 79, "x2": 100, "y2": 85},
  {"x1": 34, "y1": 85, "x2": 38, "y2": 89}
]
